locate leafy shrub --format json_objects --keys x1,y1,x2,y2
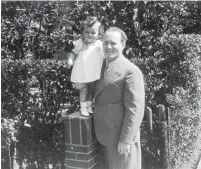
[
  {"x1": 155, "y1": 34, "x2": 201, "y2": 168},
  {"x1": 167, "y1": 87, "x2": 201, "y2": 168},
  {"x1": 162, "y1": 35, "x2": 201, "y2": 169},
  {"x1": 131, "y1": 33, "x2": 201, "y2": 168},
  {"x1": 1, "y1": 59, "x2": 78, "y2": 122},
  {"x1": 1, "y1": 59, "x2": 79, "y2": 168}
]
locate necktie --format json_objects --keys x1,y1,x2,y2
[
  {"x1": 101, "y1": 59, "x2": 107, "y2": 78},
  {"x1": 105, "y1": 64, "x2": 109, "y2": 72}
]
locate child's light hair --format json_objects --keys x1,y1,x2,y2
[
  {"x1": 84, "y1": 16, "x2": 99, "y2": 27},
  {"x1": 105, "y1": 27, "x2": 128, "y2": 44},
  {"x1": 83, "y1": 16, "x2": 104, "y2": 39}
]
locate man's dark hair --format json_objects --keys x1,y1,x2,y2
[{"x1": 105, "y1": 27, "x2": 128, "y2": 44}]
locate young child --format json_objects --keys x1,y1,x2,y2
[{"x1": 67, "y1": 16, "x2": 104, "y2": 116}]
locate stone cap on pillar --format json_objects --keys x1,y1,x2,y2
[{"x1": 64, "y1": 111, "x2": 96, "y2": 146}]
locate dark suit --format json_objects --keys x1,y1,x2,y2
[{"x1": 94, "y1": 56, "x2": 145, "y2": 169}]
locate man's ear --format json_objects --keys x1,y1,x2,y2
[{"x1": 122, "y1": 42, "x2": 126, "y2": 49}]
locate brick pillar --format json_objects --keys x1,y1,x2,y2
[{"x1": 64, "y1": 112, "x2": 100, "y2": 169}]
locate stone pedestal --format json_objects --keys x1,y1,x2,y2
[{"x1": 64, "y1": 112, "x2": 99, "y2": 169}]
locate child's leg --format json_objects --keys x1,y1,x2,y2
[
  {"x1": 87, "y1": 82, "x2": 94, "y2": 114},
  {"x1": 73, "y1": 83, "x2": 89, "y2": 116},
  {"x1": 87, "y1": 82, "x2": 94, "y2": 102}
]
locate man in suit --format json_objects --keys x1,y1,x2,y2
[{"x1": 94, "y1": 27, "x2": 145, "y2": 169}]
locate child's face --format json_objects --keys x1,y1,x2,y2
[{"x1": 83, "y1": 24, "x2": 99, "y2": 43}]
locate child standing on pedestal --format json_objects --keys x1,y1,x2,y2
[{"x1": 67, "y1": 16, "x2": 104, "y2": 117}]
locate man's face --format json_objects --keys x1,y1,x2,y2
[
  {"x1": 83, "y1": 24, "x2": 99, "y2": 43},
  {"x1": 102, "y1": 31, "x2": 125, "y2": 62}
]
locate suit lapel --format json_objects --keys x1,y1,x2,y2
[{"x1": 95, "y1": 57, "x2": 122, "y2": 98}]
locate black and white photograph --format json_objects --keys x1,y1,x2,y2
[{"x1": 1, "y1": 1, "x2": 201, "y2": 169}]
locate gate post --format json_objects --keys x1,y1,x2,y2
[
  {"x1": 145, "y1": 107, "x2": 153, "y2": 148},
  {"x1": 64, "y1": 112, "x2": 100, "y2": 169},
  {"x1": 158, "y1": 105, "x2": 170, "y2": 169}
]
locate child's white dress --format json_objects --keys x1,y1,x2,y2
[{"x1": 70, "y1": 39, "x2": 104, "y2": 83}]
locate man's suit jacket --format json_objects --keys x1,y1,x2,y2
[{"x1": 94, "y1": 55, "x2": 145, "y2": 148}]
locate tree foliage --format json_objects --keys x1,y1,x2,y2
[
  {"x1": 2, "y1": 1, "x2": 201, "y2": 60},
  {"x1": 1, "y1": 1, "x2": 73, "y2": 60}
]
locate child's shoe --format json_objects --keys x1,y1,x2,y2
[
  {"x1": 80, "y1": 102, "x2": 89, "y2": 117},
  {"x1": 87, "y1": 101, "x2": 94, "y2": 114}
]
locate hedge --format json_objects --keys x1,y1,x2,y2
[{"x1": 1, "y1": 34, "x2": 201, "y2": 168}]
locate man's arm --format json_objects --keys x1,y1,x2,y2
[{"x1": 119, "y1": 65, "x2": 145, "y2": 144}]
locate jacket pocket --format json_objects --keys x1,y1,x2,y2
[
  {"x1": 108, "y1": 102, "x2": 124, "y2": 129},
  {"x1": 108, "y1": 81, "x2": 123, "y2": 89}
]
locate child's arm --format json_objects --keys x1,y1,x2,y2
[
  {"x1": 66, "y1": 51, "x2": 77, "y2": 68},
  {"x1": 66, "y1": 39, "x2": 83, "y2": 68}
]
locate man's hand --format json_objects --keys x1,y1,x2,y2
[{"x1": 117, "y1": 141, "x2": 131, "y2": 155}]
